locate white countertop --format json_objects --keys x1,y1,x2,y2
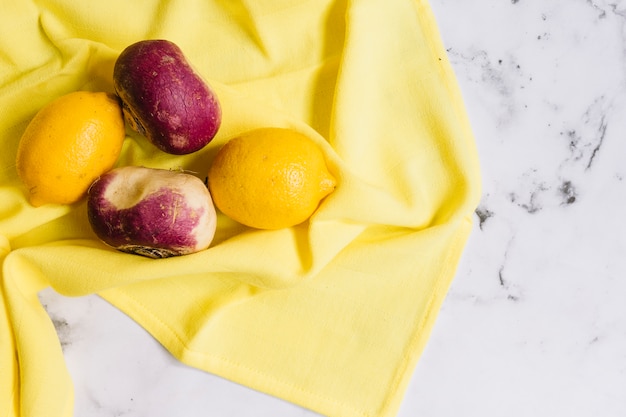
[{"x1": 39, "y1": 0, "x2": 626, "y2": 415}]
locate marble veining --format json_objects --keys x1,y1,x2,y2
[
  {"x1": 37, "y1": 1, "x2": 626, "y2": 416},
  {"x1": 400, "y1": 2, "x2": 626, "y2": 415}
]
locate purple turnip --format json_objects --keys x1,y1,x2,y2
[
  {"x1": 87, "y1": 166, "x2": 217, "y2": 258},
  {"x1": 113, "y1": 39, "x2": 221, "y2": 155}
]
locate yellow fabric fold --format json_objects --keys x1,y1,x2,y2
[{"x1": 0, "y1": 1, "x2": 481, "y2": 416}]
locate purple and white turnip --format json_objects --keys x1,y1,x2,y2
[
  {"x1": 87, "y1": 166, "x2": 217, "y2": 258},
  {"x1": 113, "y1": 39, "x2": 221, "y2": 155}
]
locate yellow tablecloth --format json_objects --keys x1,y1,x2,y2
[{"x1": 0, "y1": 1, "x2": 481, "y2": 416}]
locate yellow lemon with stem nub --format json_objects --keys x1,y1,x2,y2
[
  {"x1": 16, "y1": 91, "x2": 126, "y2": 207},
  {"x1": 208, "y1": 127, "x2": 337, "y2": 229}
]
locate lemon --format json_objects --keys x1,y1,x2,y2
[
  {"x1": 16, "y1": 91, "x2": 126, "y2": 207},
  {"x1": 208, "y1": 127, "x2": 336, "y2": 229}
]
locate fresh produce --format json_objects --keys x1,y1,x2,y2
[
  {"x1": 87, "y1": 166, "x2": 217, "y2": 258},
  {"x1": 208, "y1": 127, "x2": 336, "y2": 230},
  {"x1": 16, "y1": 91, "x2": 125, "y2": 207},
  {"x1": 18, "y1": 38, "x2": 340, "y2": 259},
  {"x1": 113, "y1": 39, "x2": 221, "y2": 155}
]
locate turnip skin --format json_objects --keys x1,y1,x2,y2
[
  {"x1": 87, "y1": 166, "x2": 217, "y2": 258},
  {"x1": 113, "y1": 40, "x2": 221, "y2": 155}
]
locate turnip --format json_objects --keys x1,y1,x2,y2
[
  {"x1": 87, "y1": 166, "x2": 217, "y2": 258},
  {"x1": 113, "y1": 39, "x2": 221, "y2": 155}
]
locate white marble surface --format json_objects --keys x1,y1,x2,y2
[{"x1": 39, "y1": 0, "x2": 626, "y2": 416}]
